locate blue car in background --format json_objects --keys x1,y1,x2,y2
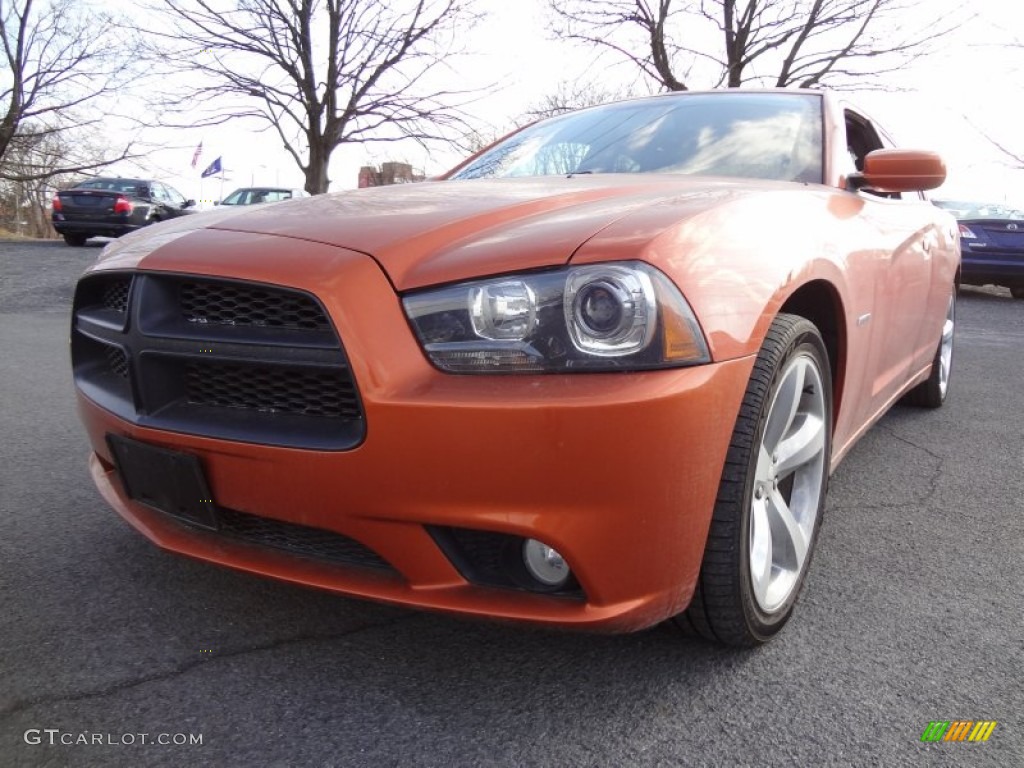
[{"x1": 934, "y1": 200, "x2": 1024, "y2": 299}]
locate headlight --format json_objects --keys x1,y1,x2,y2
[{"x1": 402, "y1": 261, "x2": 710, "y2": 373}]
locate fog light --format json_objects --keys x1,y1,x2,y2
[{"x1": 522, "y1": 539, "x2": 570, "y2": 587}]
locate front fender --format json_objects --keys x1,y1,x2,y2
[{"x1": 571, "y1": 187, "x2": 860, "y2": 362}]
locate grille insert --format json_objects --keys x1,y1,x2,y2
[
  {"x1": 106, "y1": 346, "x2": 129, "y2": 378},
  {"x1": 102, "y1": 279, "x2": 130, "y2": 313},
  {"x1": 218, "y1": 508, "x2": 395, "y2": 572},
  {"x1": 184, "y1": 361, "x2": 359, "y2": 419},
  {"x1": 180, "y1": 281, "x2": 329, "y2": 331}
]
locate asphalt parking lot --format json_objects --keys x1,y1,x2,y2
[{"x1": 1, "y1": 239, "x2": 1021, "y2": 767}]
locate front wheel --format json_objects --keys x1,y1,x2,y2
[
  {"x1": 904, "y1": 290, "x2": 955, "y2": 408},
  {"x1": 1010, "y1": 287, "x2": 1024, "y2": 300},
  {"x1": 684, "y1": 314, "x2": 832, "y2": 646}
]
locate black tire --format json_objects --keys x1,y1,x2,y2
[
  {"x1": 904, "y1": 290, "x2": 955, "y2": 409},
  {"x1": 62, "y1": 233, "x2": 88, "y2": 247},
  {"x1": 1011, "y1": 287, "x2": 1024, "y2": 300},
  {"x1": 684, "y1": 314, "x2": 832, "y2": 646}
]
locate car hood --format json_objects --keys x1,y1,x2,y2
[{"x1": 99, "y1": 175, "x2": 794, "y2": 290}]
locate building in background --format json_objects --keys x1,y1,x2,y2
[{"x1": 358, "y1": 162, "x2": 425, "y2": 188}]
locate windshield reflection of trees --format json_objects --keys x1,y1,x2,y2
[{"x1": 453, "y1": 95, "x2": 822, "y2": 184}]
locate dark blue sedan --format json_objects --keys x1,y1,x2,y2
[{"x1": 934, "y1": 200, "x2": 1024, "y2": 299}]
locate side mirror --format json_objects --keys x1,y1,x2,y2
[
  {"x1": 184, "y1": 199, "x2": 196, "y2": 208},
  {"x1": 848, "y1": 149, "x2": 946, "y2": 193},
  {"x1": 213, "y1": 201, "x2": 220, "y2": 206}
]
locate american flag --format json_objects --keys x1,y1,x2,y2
[{"x1": 191, "y1": 141, "x2": 203, "y2": 169}]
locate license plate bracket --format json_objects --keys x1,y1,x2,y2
[{"x1": 107, "y1": 435, "x2": 219, "y2": 530}]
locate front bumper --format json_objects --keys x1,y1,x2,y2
[{"x1": 74, "y1": 232, "x2": 755, "y2": 632}]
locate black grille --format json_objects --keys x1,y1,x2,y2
[
  {"x1": 72, "y1": 273, "x2": 365, "y2": 450},
  {"x1": 218, "y1": 508, "x2": 395, "y2": 572},
  {"x1": 102, "y1": 279, "x2": 130, "y2": 313},
  {"x1": 180, "y1": 281, "x2": 329, "y2": 330},
  {"x1": 106, "y1": 346, "x2": 129, "y2": 378},
  {"x1": 185, "y1": 361, "x2": 359, "y2": 419}
]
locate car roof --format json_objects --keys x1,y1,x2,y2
[
  {"x1": 78, "y1": 177, "x2": 151, "y2": 184},
  {"x1": 230, "y1": 187, "x2": 295, "y2": 193}
]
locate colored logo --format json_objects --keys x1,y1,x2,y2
[{"x1": 921, "y1": 721, "x2": 997, "y2": 742}]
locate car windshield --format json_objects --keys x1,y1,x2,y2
[
  {"x1": 221, "y1": 188, "x2": 291, "y2": 205},
  {"x1": 220, "y1": 189, "x2": 252, "y2": 205},
  {"x1": 451, "y1": 93, "x2": 823, "y2": 183},
  {"x1": 933, "y1": 200, "x2": 1024, "y2": 220}
]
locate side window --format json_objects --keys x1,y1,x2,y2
[
  {"x1": 164, "y1": 184, "x2": 187, "y2": 206},
  {"x1": 149, "y1": 183, "x2": 169, "y2": 202},
  {"x1": 844, "y1": 111, "x2": 900, "y2": 199},
  {"x1": 117, "y1": 180, "x2": 142, "y2": 196}
]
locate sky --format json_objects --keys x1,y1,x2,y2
[{"x1": 109, "y1": 0, "x2": 1024, "y2": 207}]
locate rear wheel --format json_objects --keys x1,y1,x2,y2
[
  {"x1": 904, "y1": 290, "x2": 955, "y2": 408},
  {"x1": 62, "y1": 233, "x2": 88, "y2": 247},
  {"x1": 684, "y1": 314, "x2": 832, "y2": 646}
]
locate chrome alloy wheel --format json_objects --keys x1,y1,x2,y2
[
  {"x1": 938, "y1": 293, "x2": 955, "y2": 398},
  {"x1": 749, "y1": 352, "x2": 828, "y2": 614}
]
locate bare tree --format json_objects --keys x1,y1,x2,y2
[
  {"x1": 146, "y1": 0, "x2": 480, "y2": 194},
  {"x1": 458, "y1": 79, "x2": 639, "y2": 159},
  {"x1": 550, "y1": 0, "x2": 963, "y2": 91},
  {"x1": 965, "y1": 118, "x2": 1024, "y2": 170},
  {"x1": 0, "y1": 0, "x2": 138, "y2": 182},
  {"x1": 967, "y1": 36, "x2": 1024, "y2": 169},
  {"x1": 520, "y1": 80, "x2": 640, "y2": 122},
  {"x1": 0, "y1": 125, "x2": 99, "y2": 237}
]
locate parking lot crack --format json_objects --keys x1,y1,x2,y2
[
  {"x1": 872, "y1": 427, "x2": 946, "y2": 505},
  {"x1": 0, "y1": 615, "x2": 416, "y2": 720},
  {"x1": 876, "y1": 427, "x2": 945, "y2": 464}
]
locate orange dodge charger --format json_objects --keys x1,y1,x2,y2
[{"x1": 72, "y1": 90, "x2": 959, "y2": 645}]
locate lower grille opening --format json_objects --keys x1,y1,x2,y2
[
  {"x1": 428, "y1": 526, "x2": 584, "y2": 599},
  {"x1": 215, "y1": 507, "x2": 398, "y2": 573}
]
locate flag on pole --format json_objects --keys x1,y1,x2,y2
[
  {"x1": 201, "y1": 156, "x2": 222, "y2": 178},
  {"x1": 191, "y1": 141, "x2": 203, "y2": 168}
]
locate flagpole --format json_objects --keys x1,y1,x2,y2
[{"x1": 192, "y1": 139, "x2": 204, "y2": 207}]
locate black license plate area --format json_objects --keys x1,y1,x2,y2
[
  {"x1": 71, "y1": 195, "x2": 107, "y2": 207},
  {"x1": 107, "y1": 435, "x2": 218, "y2": 530}
]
